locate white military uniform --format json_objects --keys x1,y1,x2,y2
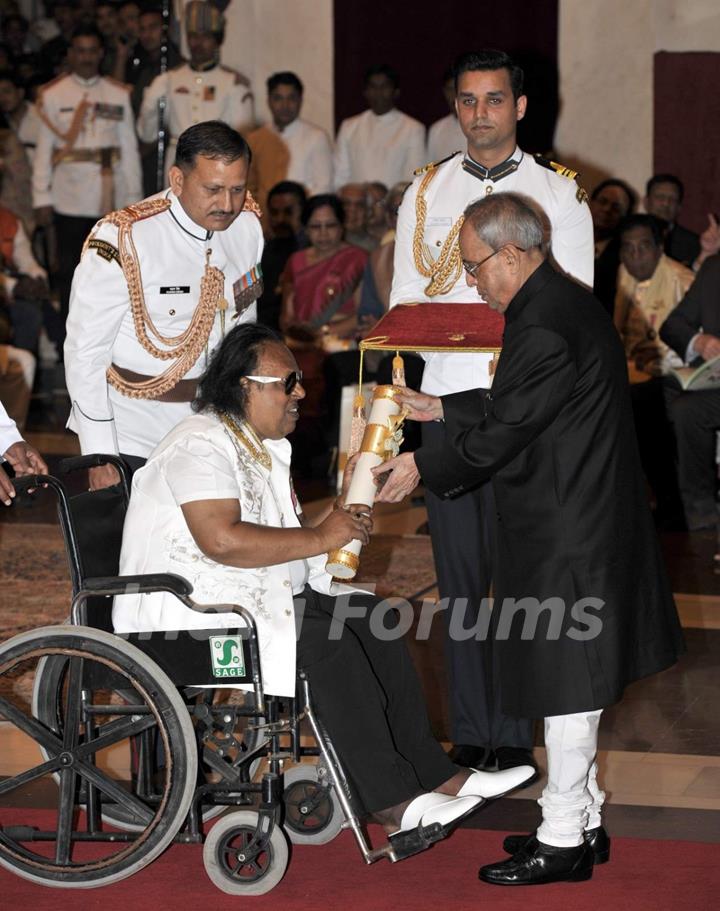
[
  {"x1": 138, "y1": 62, "x2": 254, "y2": 174},
  {"x1": 333, "y1": 107, "x2": 427, "y2": 189},
  {"x1": 391, "y1": 147, "x2": 594, "y2": 395},
  {"x1": 64, "y1": 191, "x2": 264, "y2": 459},
  {"x1": 271, "y1": 118, "x2": 333, "y2": 194},
  {"x1": 32, "y1": 73, "x2": 142, "y2": 217},
  {"x1": 427, "y1": 112, "x2": 465, "y2": 163}
]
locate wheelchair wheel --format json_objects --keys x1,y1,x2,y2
[
  {"x1": 0, "y1": 626, "x2": 197, "y2": 888},
  {"x1": 32, "y1": 661, "x2": 263, "y2": 832},
  {"x1": 202, "y1": 810, "x2": 289, "y2": 895},
  {"x1": 282, "y1": 764, "x2": 345, "y2": 845}
]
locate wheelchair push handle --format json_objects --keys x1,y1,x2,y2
[{"x1": 11, "y1": 474, "x2": 50, "y2": 494}]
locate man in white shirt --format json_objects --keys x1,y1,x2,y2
[
  {"x1": 427, "y1": 68, "x2": 465, "y2": 163},
  {"x1": 334, "y1": 64, "x2": 426, "y2": 190},
  {"x1": 32, "y1": 25, "x2": 142, "y2": 346},
  {"x1": 390, "y1": 49, "x2": 594, "y2": 777},
  {"x1": 64, "y1": 121, "x2": 263, "y2": 491},
  {"x1": 247, "y1": 71, "x2": 333, "y2": 212}
]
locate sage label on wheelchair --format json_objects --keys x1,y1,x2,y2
[{"x1": 209, "y1": 635, "x2": 246, "y2": 677}]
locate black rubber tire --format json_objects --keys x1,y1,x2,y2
[
  {"x1": 202, "y1": 810, "x2": 289, "y2": 895},
  {"x1": 282, "y1": 764, "x2": 345, "y2": 845}
]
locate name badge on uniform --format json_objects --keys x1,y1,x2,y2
[
  {"x1": 59, "y1": 106, "x2": 74, "y2": 113},
  {"x1": 233, "y1": 264, "x2": 264, "y2": 316},
  {"x1": 160, "y1": 286, "x2": 190, "y2": 294},
  {"x1": 203, "y1": 86, "x2": 216, "y2": 101},
  {"x1": 95, "y1": 102, "x2": 124, "y2": 121},
  {"x1": 426, "y1": 217, "x2": 452, "y2": 227}
]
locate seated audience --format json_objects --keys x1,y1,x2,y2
[
  {"x1": 338, "y1": 182, "x2": 377, "y2": 252},
  {"x1": 0, "y1": 202, "x2": 49, "y2": 356},
  {"x1": 247, "y1": 71, "x2": 333, "y2": 213},
  {"x1": 112, "y1": 323, "x2": 534, "y2": 849},
  {"x1": 660, "y1": 254, "x2": 720, "y2": 530},
  {"x1": 38, "y1": 0, "x2": 79, "y2": 78},
  {"x1": 644, "y1": 174, "x2": 699, "y2": 268},
  {"x1": 0, "y1": 70, "x2": 42, "y2": 166},
  {"x1": 590, "y1": 178, "x2": 637, "y2": 315},
  {"x1": 615, "y1": 214, "x2": 694, "y2": 526},
  {"x1": 257, "y1": 180, "x2": 308, "y2": 331},
  {"x1": 365, "y1": 180, "x2": 389, "y2": 246},
  {"x1": 280, "y1": 194, "x2": 367, "y2": 338},
  {"x1": 334, "y1": 64, "x2": 426, "y2": 190}
]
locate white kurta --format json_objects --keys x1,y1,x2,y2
[
  {"x1": 113, "y1": 412, "x2": 353, "y2": 696},
  {"x1": 0, "y1": 400, "x2": 23, "y2": 456},
  {"x1": 64, "y1": 191, "x2": 263, "y2": 458},
  {"x1": 16, "y1": 102, "x2": 42, "y2": 164},
  {"x1": 333, "y1": 108, "x2": 427, "y2": 189},
  {"x1": 427, "y1": 113, "x2": 465, "y2": 163},
  {"x1": 390, "y1": 148, "x2": 594, "y2": 395},
  {"x1": 138, "y1": 63, "x2": 254, "y2": 149},
  {"x1": 271, "y1": 118, "x2": 333, "y2": 195},
  {"x1": 32, "y1": 73, "x2": 142, "y2": 216}
]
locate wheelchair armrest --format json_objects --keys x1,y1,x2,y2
[
  {"x1": 11, "y1": 474, "x2": 51, "y2": 494},
  {"x1": 82, "y1": 573, "x2": 194, "y2": 598},
  {"x1": 60, "y1": 454, "x2": 127, "y2": 474}
]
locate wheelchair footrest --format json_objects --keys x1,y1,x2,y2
[{"x1": 387, "y1": 821, "x2": 445, "y2": 861}]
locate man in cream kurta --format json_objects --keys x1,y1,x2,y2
[{"x1": 334, "y1": 65, "x2": 426, "y2": 189}]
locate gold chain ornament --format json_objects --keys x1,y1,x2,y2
[{"x1": 412, "y1": 168, "x2": 464, "y2": 297}]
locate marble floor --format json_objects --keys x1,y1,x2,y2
[{"x1": 1, "y1": 409, "x2": 719, "y2": 845}]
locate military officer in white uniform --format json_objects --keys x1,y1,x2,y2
[
  {"x1": 137, "y1": 1, "x2": 253, "y2": 183},
  {"x1": 32, "y1": 25, "x2": 142, "y2": 347},
  {"x1": 390, "y1": 50, "x2": 593, "y2": 775},
  {"x1": 64, "y1": 121, "x2": 263, "y2": 491}
]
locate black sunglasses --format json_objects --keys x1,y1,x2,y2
[{"x1": 244, "y1": 370, "x2": 304, "y2": 395}]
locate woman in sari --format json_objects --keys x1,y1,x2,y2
[{"x1": 280, "y1": 194, "x2": 368, "y2": 338}]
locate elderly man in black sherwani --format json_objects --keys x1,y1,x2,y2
[{"x1": 374, "y1": 191, "x2": 684, "y2": 886}]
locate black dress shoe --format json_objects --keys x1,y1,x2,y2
[
  {"x1": 503, "y1": 825, "x2": 610, "y2": 864},
  {"x1": 447, "y1": 744, "x2": 495, "y2": 769},
  {"x1": 479, "y1": 837, "x2": 594, "y2": 885},
  {"x1": 494, "y1": 746, "x2": 539, "y2": 786}
]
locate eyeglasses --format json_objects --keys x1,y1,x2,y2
[
  {"x1": 244, "y1": 371, "x2": 303, "y2": 395},
  {"x1": 462, "y1": 243, "x2": 527, "y2": 278}
]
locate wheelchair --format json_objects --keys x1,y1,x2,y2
[{"x1": 0, "y1": 455, "x2": 444, "y2": 895}]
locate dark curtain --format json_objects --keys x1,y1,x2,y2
[
  {"x1": 333, "y1": 0, "x2": 559, "y2": 154},
  {"x1": 654, "y1": 51, "x2": 720, "y2": 235}
]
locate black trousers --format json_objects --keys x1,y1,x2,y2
[
  {"x1": 422, "y1": 419, "x2": 534, "y2": 751},
  {"x1": 50, "y1": 213, "x2": 98, "y2": 350},
  {"x1": 294, "y1": 587, "x2": 456, "y2": 814},
  {"x1": 629, "y1": 377, "x2": 684, "y2": 521},
  {"x1": 664, "y1": 381, "x2": 720, "y2": 525}
]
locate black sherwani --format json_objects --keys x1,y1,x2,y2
[{"x1": 415, "y1": 261, "x2": 683, "y2": 718}]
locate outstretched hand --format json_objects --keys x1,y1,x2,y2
[
  {"x1": 372, "y1": 452, "x2": 421, "y2": 503},
  {"x1": 394, "y1": 388, "x2": 444, "y2": 422},
  {"x1": 1, "y1": 440, "x2": 48, "y2": 506}
]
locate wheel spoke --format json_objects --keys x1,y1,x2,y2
[
  {"x1": 75, "y1": 712, "x2": 156, "y2": 759},
  {"x1": 61, "y1": 657, "x2": 84, "y2": 751},
  {"x1": 0, "y1": 755, "x2": 62, "y2": 796},
  {"x1": 73, "y1": 758, "x2": 156, "y2": 826},
  {"x1": 0, "y1": 695, "x2": 63, "y2": 754},
  {"x1": 55, "y1": 766, "x2": 77, "y2": 864}
]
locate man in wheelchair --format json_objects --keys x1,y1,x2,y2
[{"x1": 112, "y1": 323, "x2": 534, "y2": 855}]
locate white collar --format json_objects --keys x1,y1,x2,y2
[
  {"x1": 272, "y1": 118, "x2": 301, "y2": 138},
  {"x1": 71, "y1": 73, "x2": 101, "y2": 88},
  {"x1": 165, "y1": 190, "x2": 213, "y2": 242}
]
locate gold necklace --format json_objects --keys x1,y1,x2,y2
[{"x1": 220, "y1": 412, "x2": 272, "y2": 471}]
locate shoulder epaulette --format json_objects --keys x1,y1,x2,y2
[
  {"x1": 37, "y1": 72, "x2": 68, "y2": 96},
  {"x1": 533, "y1": 153, "x2": 579, "y2": 181},
  {"x1": 105, "y1": 198, "x2": 171, "y2": 228},
  {"x1": 220, "y1": 65, "x2": 251, "y2": 87},
  {"x1": 534, "y1": 153, "x2": 589, "y2": 204},
  {"x1": 243, "y1": 190, "x2": 262, "y2": 219},
  {"x1": 413, "y1": 150, "x2": 462, "y2": 176}
]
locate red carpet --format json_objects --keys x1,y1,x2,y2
[{"x1": 0, "y1": 812, "x2": 717, "y2": 910}]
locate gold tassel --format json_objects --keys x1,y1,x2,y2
[
  {"x1": 348, "y1": 348, "x2": 367, "y2": 457},
  {"x1": 392, "y1": 350, "x2": 406, "y2": 386}
]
